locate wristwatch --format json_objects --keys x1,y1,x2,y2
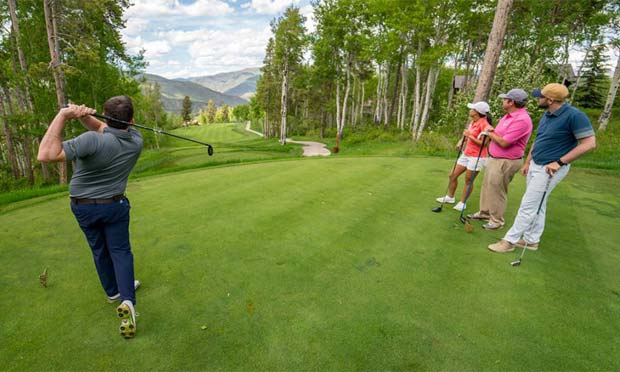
[{"x1": 556, "y1": 159, "x2": 566, "y2": 166}]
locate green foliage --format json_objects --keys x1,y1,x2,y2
[
  {"x1": 232, "y1": 104, "x2": 251, "y2": 122},
  {"x1": 215, "y1": 104, "x2": 230, "y2": 123},
  {"x1": 181, "y1": 96, "x2": 193, "y2": 122},
  {"x1": 575, "y1": 43, "x2": 610, "y2": 108}
]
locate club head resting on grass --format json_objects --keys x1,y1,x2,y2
[
  {"x1": 511, "y1": 259, "x2": 522, "y2": 267},
  {"x1": 431, "y1": 206, "x2": 443, "y2": 213}
]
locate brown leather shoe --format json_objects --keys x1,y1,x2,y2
[
  {"x1": 488, "y1": 240, "x2": 515, "y2": 253},
  {"x1": 516, "y1": 239, "x2": 539, "y2": 251}
]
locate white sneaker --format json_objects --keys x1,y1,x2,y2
[
  {"x1": 453, "y1": 201, "x2": 466, "y2": 211},
  {"x1": 107, "y1": 280, "x2": 141, "y2": 303},
  {"x1": 436, "y1": 195, "x2": 455, "y2": 204},
  {"x1": 117, "y1": 300, "x2": 137, "y2": 339}
]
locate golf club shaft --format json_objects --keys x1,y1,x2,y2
[
  {"x1": 515, "y1": 175, "x2": 553, "y2": 261},
  {"x1": 437, "y1": 135, "x2": 467, "y2": 209},
  {"x1": 459, "y1": 134, "x2": 488, "y2": 220},
  {"x1": 90, "y1": 113, "x2": 213, "y2": 149}
]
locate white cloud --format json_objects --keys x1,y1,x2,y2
[
  {"x1": 125, "y1": 0, "x2": 234, "y2": 18},
  {"x1": 142, "y1": 40, "x2": 172, "y2": 58},
  {"x1": 250, "y1": 0, "x2": 300, "y2": 15},
  {"x1": 299, "y1": 4, "x2": 315, "y2": 33},
  {"x1": 156, "y1": 29, "x2": 208, "y2": 45},
  {"x1": 123, "y1": 18, "x2": 150, "y2": 36},
  {"x1": 186, "y1": 27, "x2": 270, "y2": 68}
]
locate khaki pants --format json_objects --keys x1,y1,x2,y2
[{"x1": 479, "y1": 157, "x2": 523, "y2": 225}]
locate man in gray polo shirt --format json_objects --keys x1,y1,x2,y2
[{"x1": 38, "y1": 96, "x2": 142, "y2": 339}]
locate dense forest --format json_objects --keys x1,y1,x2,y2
[
  {"x1": 1, "y1": 0, "x2": 619, "y2": 191},
  {"x1": 251, "y1": 0, "x2": 620, "y2": 145}
]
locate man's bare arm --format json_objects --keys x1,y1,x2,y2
[{"x1": 37, "y1": 105, "x2": 96, "y2": 162}]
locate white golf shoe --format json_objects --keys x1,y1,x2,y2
[
  {"x1": 106, "y1": 280, "x2": 141, "y2": 303},
  {"x1": 453, "y1": 201, "x2": 466, "y2": 212},
  {"x1": 436, "y1": 195, "x2": 455, "y2": 204}
]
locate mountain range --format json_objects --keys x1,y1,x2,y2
[
  {"x1": 186, "y1": 67, "x2": 260, "y2": 101},
  {"x1": 140, "y1": 68, "x2": 260, "y2": 114}
]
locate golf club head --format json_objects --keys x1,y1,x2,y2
[
  {"x1": 459, "y1": 216, "x2": 468, "y2": 224},
  {"x1": 208, "y1": 146, "x2": 214, "y2": 156},
  {"x1": 510, "y1": 259, "x2": 521, "y2": 267},
  {"x1": 431, "y1": 206, "x2": 443, "y2": 213}
]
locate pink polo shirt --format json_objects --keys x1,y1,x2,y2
[{"x1": 489, "y1": 107, "x2": 533, "y2": 159}]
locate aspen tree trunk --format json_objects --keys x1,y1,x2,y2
[
  {"x1": 374, "y1": 64, "x2": 383, "y2": 124},
  {"x1": 598, "y1": 53, "x2": 620, "y2": 131},
  {"x1": 416, "y1": 66, "x2": 440, "y2": 141},
  {"x1": 387, "y1": 58, "x2": 402, "y2": 128},
  {"x1": 359, "y1": 83, "x2": 365, "y2": 126},
  {"x1": 571, "y1": 40, "x2": 593, "y2": 101},
  {"x1": 340, "y1": 56, "x2": 351, "y2": 137},
  {"x1": 410, "y1": 42, "x2": 423, "y2": 133},
  {"x1": 44, "y1": 0, "x2": 68, "y2": 183},
  {"x1": 398, "y1": 59, "x2": 408, "y2": 130},
  {"x1": 474, "y1": 0, "x2": 514, "y2": 102},
  {"x1": 0, "y1": 93, "x2": 20, "y2": 178},
  {"x1": 279, "y1": 61, "x2": 288, "y2": 145},
  {"x1": 8, "y1": 0, "x2": 36, "y2": 184},
  {"x1": 382, "y1": 66, "x2": 390, "y2": 127}
]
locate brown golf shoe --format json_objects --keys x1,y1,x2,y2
[
  {"x1": 488, "y1": 240, "x2": 515, "y2": 253},
  {"x1": 516, "y1": 239, "x2": 539, "y2": 251}
]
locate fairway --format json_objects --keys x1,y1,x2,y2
[{"x1": 1, "y1": 157, "x2": 619, "y2": 371}]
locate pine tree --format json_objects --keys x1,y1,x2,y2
[
  {"x1": 575, "y1": 43, "x2": 609, "y2": 108},
  {"x1": 181, "y1": 96, "x2": 192, "y2": 122},
  {"x1": 206, "y1": 100, "x2": 216, "y2": 124}
]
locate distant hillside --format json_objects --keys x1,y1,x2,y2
[
  {"x1": 140, "y1": 73, "x2": 247, "y2": 114},
  {"x1": 187, "y1": 67, "x2": 260, "y2": 99}
]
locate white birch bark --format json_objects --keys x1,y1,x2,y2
[{"x1": 598, "y1": 52, "x2": 620, "y2": 131}]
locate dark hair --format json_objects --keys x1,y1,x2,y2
[
  {"x1": 484, "y1": 112, "x2": 493, "y2": 127},
  {"x1": 514, "y1": 100, "x2": 527, "y2": 109},
  {"x1": 103, "y1": 96, "x2": 134, "y2": 129}
]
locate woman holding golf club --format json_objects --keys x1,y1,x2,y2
[{"x1": 435, "y1": 101, "x2": 491, "y2": 212}]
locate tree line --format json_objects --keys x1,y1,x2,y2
[
  {"x1": 252, "y1": 0, "x2": 620, "y2": 147},
  {"x1": 0, "y1": 0, "x2": 177, "y2": 191}
]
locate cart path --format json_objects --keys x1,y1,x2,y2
[{"x1": 245, "y1": 121, "x2": 331, "y2": 157}]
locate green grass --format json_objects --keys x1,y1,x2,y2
[{"x1": 1, "y1": 156, "x2": 619, "y2": 371}]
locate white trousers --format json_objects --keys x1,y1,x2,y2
[{"x1": 503, "y1": 161, "x2": 570, "y2": 244}]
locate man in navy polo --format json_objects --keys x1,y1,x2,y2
[
  {"x1": 488, "y1": 83, "x2": 596, "y2": 253},
  {"x1": 38, "y1": 96, "x2": 142, "y2": 338}
]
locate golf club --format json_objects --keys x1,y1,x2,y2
[
  {"x1": 91, "y1": 113, "x2": 214, "y2": 156},
  {"x1": 511, "y1": 174, "x2": 553, "y2": 267},
  {"x1": 432, "y1": 135, "x2": 467, "y2": 213},
  {"x1": 63, "y1": 105, "x2": 215, "y2": 155},
  {"x1": 458, "y1": 134, "x2": 488, "y2": 232}
]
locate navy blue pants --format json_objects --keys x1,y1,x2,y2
[{"x1": 71, "y1": 197, "x2": 136, "y2": 304}]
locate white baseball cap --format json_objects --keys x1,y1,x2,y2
[{"x1": 466, "y1": 101, "x2": 490, "y2": 115}]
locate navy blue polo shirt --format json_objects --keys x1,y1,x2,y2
[{"x1": 531, "y1": 103, "x2": 594, "y2": 165}]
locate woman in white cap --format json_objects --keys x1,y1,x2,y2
[{"x1": 436, "y1": 101, "x2": 491, "y2": 212}]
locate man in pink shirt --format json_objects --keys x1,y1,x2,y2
[{"x1": 467, "y1": 89, "x2": 533, "y2": 230}]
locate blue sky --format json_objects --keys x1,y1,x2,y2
[{"x1": 121, "y1": 0, "x2": 314, "y2": 79}]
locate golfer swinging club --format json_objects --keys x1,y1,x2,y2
[{"x1": 38, "y1": 96, "x2": 142, "y2": 339}]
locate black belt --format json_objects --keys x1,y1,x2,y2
[
  {"x1": 489, "y1": 154, "x2": 522, "y2": 160},
  {"x1": 71, "y1": 194, "x2": 124, "y2": 205}
]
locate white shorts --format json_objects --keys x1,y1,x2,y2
[{"x1": 457, "y1": 155, "x2": 487, "y2": 171}]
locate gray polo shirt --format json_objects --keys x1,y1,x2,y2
[{"x1": 62, "y1": 127, "x2": 143, "y2": 198}]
